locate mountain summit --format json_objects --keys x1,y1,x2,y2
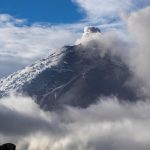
[
  {"x1": 82, "y1": 26, "x2": 101, "y2": 37},
  {"x1": 0, "y1": 27, "x2": 138, "y2": 110},
  {"x1": 76, "y1": 26, "x2": 102, "y2": 44}
]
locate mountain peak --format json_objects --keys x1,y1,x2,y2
[
  {"x1": 76, "y1": 26, "x2": 101, "y2": 44},
  {"x1": 82, "y1": 26, "x2": 101, "y2": 37},
  {"x1": 84, "y1": 26, "x2": 101, "y2": 33},
  {"x1": 0, "y1": 33, "x2": 138, "y2": 110}
]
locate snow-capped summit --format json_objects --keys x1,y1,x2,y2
[
  {"x1": 76, "y1": 26, "x2": 102, "y2": 44},
  {"x1": 83, "y1": 26, "x2": 101, "y2": 37}
]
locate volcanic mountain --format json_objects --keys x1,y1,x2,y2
[{"x1": 0, "y1": 27, "x2": 138, "y2": 110}]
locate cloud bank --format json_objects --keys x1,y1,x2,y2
[
  {"x1": 126, "y1": 7, "x2": 150, "y2": 95},
  {"x1": 73, "y1": 0, "x2": 150, "y2": 21},
  {"x1": 0, "y1": 95, "x2": 150, "y2": 150}
]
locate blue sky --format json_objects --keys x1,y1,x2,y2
[{"x1": 0, "y1": 0, "x2": 84, "y2": 23}]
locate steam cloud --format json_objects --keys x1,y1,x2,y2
[{"x1": 127, "y1": 7, "x2": 150, "y2": 95}]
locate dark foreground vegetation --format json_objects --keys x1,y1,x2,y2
[{"x1": 0, "y1": 143, "x2": 16, "y2": 150}]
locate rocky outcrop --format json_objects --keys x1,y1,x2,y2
[{"x1": 0, "y1": 143, "x2": 16, "y2": 150}]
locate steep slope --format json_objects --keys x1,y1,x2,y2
[
  {"x1": 0, "y1": 27, "x2": 138, "y2": 110},
  {"x1": 0, "y1": 47, "x2": 65, "y2": 96}
]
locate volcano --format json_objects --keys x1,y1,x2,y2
[{"x1": 0, "y1": 27, "x2": 138, "y2": 110}]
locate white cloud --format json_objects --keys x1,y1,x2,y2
[
  {"x1": 126, "y1": 7, "x2": 150, "y2": 95},
  {"x1": 0, "y1": 95, "x2": 54, "y2": 136},
  {"x1": 0, "y1": 95, "x2": 150, "y2": 150},
  {"x1": 73, "y1": 0, "x2": 132, "y2": 21},
  {"x1": 73, "y1": 0, "x2": 150, "y2": 22},
  {"x1": 0, "y1": 14, "x2": 80, "y2": 77}
]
